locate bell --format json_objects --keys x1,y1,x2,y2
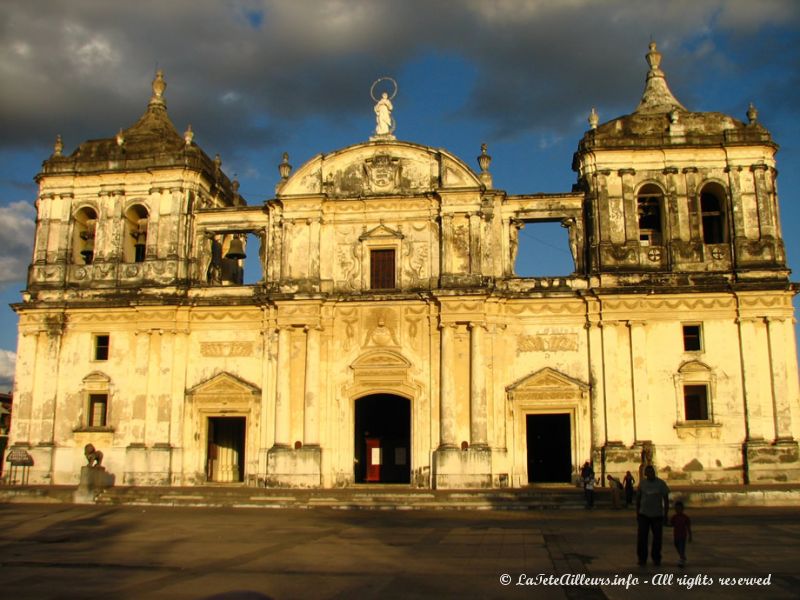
[
  {"x1": 80, "y1": 247, "x2": 94, "y2": 264},
  {"x1": 80, "y1": 235, "x2": 95, "y2": 264},
  {"x1": 225, "y1": 237, "x2": 246, "y2": 260}
]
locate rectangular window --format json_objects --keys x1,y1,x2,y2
[
  {"x1": 683, "y1": 385, "x2": 709, "y2": 421},
  {"x1": 682, "y1": 324, "x2": 702, "y2": 352},
  {"x1": 94, "y1": 334, "x2": 110, "y2": 361},
  {"x1": 88, "y1": 394, "x2": 108, "y2": 427},
  {"x1": 370, "y1": 249, "x2": 396, "y2": 289}
]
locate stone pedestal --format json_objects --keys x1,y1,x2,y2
[
  {"x1": 266, "y1": 446, "x2": 322, "y2": 487},
  {"x1": 433, "y1": 446, "x2": 492, "y2": 489},
  {"x1": 602, "y1": 442, "x2": 643, "y2": 483},
  {"x1": 73, "y1": 466, "x2": 113, "y2": 504},
  {"x1": 745, "y1": 439, "x2": 800, "y2": 483}
]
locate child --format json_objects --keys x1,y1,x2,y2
[{"x1": 670, "y1": 500, "x2": 693, "y2": 566}]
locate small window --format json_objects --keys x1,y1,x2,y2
[
  {"x1": 700, "y1": 192, "x2": 725, "y2": 244},
  {"x1": 683, "y1": 385, "x2": 709, "y2": 421},
  {"x1": 88, "y1": 394, "x2": 108, "y2": 427},
  {"x1": 370, "y1": 249, "x2": 395, "y2": 289},
  {"x1": 637, "y1": 185, "x2": 663, "y2": 246},
  {"x1": 94, "y1": 334, "x2": 110, "y2": 361},
  {"x1": 682, "y1": 325, "x2": 702, "y2": 352}
]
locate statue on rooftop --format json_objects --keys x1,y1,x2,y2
[{"x1": 370, "y1": 77, "x2": 397, "y2": 138}]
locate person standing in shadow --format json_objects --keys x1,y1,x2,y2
[{"x1": 635, "y1": 465, "x2": 669, "y2": 566}]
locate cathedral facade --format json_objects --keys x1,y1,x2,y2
[{"x1": 8, "y1": 45, "x2": 800, "y2": 489}]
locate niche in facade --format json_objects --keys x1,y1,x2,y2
[
  {"x1": 72, "y1": 207, "x2": 98, "y2": 265},
  {"x1": 206, "y1": 231, "x2": 263, "y2": 286},
  {"x1": 122, "y1": 204, "x2": 149, "y2": 263}
]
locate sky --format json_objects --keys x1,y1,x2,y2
[{"x1": 1, "y1": 0, "x2": 799, "y2": 390}]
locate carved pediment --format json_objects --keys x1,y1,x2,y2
[
  {"x1": 83, "y1": 371, "x2": 111, "y2": 384},
  {"x1": 188, "y1": 371, "x2": 260, "y2": 397},
  {"x1": 678, "y1": 360, "x2": 712, "y2": 374},
  {"x1": 352, "y1": 350, "x2": 411, "y2": 369},
  {"x1": 507, "y1": 367, "x2": 588, "y2": 401},
  {"x1": 277, "y1": 141, "x2": 481, "y2": 198},
  {"x1": 359, "y1": 223, "x2": 404, "y2": 241}
]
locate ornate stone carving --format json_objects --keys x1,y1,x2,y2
[
  {"x1": 517, "y1": 332, "x2": 578, "y2": 353},
  {"x1": 364, "y1": 308, "x2": 399, "y2": 347},
  {"x1": 199, "y1": 341, "x2": 255, "y2": 357},
  {"x1": 364, "y1": 152, "x2": 401, "y2": 193}
]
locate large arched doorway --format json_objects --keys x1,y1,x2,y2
[{"x1": 354, "y1": 394, "x2": 410, "y2": 484}]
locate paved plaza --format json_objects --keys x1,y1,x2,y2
[{"x1": 0, "y1": 503, "x2": 797, "y2": 599}]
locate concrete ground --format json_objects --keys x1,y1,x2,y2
[{"x1": 0, "y1": 504, "x2": 797, "y2": 600}]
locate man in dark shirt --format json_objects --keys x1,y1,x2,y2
[{"x1": 635, "y1": 465, "x2": 669, "y2": 566}]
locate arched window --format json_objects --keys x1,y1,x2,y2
[
  {"x1": 122, "y1": 204, "x2": 149, "y2": 263},
  {"x1": 72, "y1": 207, "x2": 98, "y2": 265},
  {"x1": 699, "y1": 184, "x2": 726, "y2": 244},
  {"x1": 637, "y1": 184, "x2": 664, "y2": 246}
]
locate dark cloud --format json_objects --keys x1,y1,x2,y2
[
  {"x1": 2, "y1": 0, "x2": 798, "y2": 155},
  {"x1": 0, "y1": 201, "x2": 35, "y2": 285}
]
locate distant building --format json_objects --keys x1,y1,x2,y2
[
  {"x1": 7, "y1": 44, "x2": 799, "y2": 488},
  {"x1": 0, "y1": 391, "x2": 11, "y2": 477}
]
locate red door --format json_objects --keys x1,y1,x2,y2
[{"x1": 366, "y1": 437, "x2": 381, "y2": 482}]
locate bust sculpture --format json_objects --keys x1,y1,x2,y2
[{"x1": 84, "y1": 443, "x2": 103, "y2": 467}]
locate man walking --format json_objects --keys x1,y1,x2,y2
[{"x1": 635, "y1": 464, "x2": 669, "y2": 566}]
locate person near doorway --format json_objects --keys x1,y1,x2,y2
[
  {"x1": 581, "y1": 461, "x2": 595, "y2": 509},
  {"x1": 607, "y1": 474, "x2": 623, "y2": 509},
  {"x1": 635, "y1": 465, "x2": 670, "y2": 566},
  {"x1": 623, "y1": 470, "x2": 635, "y2": 507}
]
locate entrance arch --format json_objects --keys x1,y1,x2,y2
[{"x1": 354, "y1": 394, "x2": 411, "y2": 484}]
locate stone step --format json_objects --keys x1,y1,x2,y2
[{"x1": 93, "y1": 485, "x2": 591, "y2": 510}]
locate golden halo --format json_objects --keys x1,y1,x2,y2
[{"x1": 370, "y1": 77, "x2": 398, "y2": 102}]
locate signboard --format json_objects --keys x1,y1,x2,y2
[{"x1": 6, "y1": 449, "x2": 34, "y2": 466}]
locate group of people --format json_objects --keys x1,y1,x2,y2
[{"x1": 580, "y1": 461, "x2": 692, "y2": 567}]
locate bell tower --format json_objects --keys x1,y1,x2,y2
[{"x1": 573, "y1": 42, "x2": 786, "y2": 286}]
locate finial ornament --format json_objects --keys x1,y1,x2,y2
[
  {"x1": 150, "y1": 69, "x2": 166, "y2": 106},
  {"x1": 184, "y1": 124, "x2": 194, "y2": 146},
  {"x1": 477, "y1": 143, "x2": 492, "y2": 173},
  {"x1": 635, "y1": 40, "x2": 686, "y2": 114},
  {"x1": 747, "y1": 102, "x2": 758, "y2": 124},
  {"x1": 588, "y1": 107, "x2": 599, "y2": 130},
  {"x1": 214, "y1": 154, "x2": 222, "y2": 179},
  {"x1": 477, "y1": 142, "x2": 492, "y2": 188},
  {"x1": 278, "y1": 152, "x2": 292, "y2": 179},
  {"x1": 370, "y1": 77, "x2": 397, "y2": 138},
  {"x1": 645, "y1": 41, "x2": 663, "y2": 77},
  {"x1": 53, "y1": 134, "x2": 63, "y2": 157}
]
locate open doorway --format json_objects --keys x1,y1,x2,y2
[
  {"x1": 207, "y1": 417, "x2": 246, "y2": 483},
  {"x1": 526, "y1": 413, "x2": 572, "y2": 483},
  {"x1": 354, "y1": 394, "x2": 410, "y2": 484}
]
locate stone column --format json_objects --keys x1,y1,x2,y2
[
  {"x1": 737, "y1": 316, "x2": 771, "y2": 441},
  {"x1": 585, "y1": 320, "x2": 605, "y2": 451},
  {"x1": 143, "y1": 330, "x2": 162, "y2": 447},
  {"x1": 274, "y1": 326, "x2": 292, "y2": 447},
  {"x1": 627, "y1": 321, "x2": 649, "y2": 442},
  {"x1": 303, "y1": 325, "x2": 321, "y2": 446},
  {"x1": 751, "y1": 164, "x2": 775, "y2": 239},
  {"x1": 618, "y1": 168, "x2": 637, "y2": 243},
  {"x1": 682, "y1": 167, "x2": 701, "y2": 241},
  {"x1": 469, "y1": 322, "x2": 487, "y2": 447},
  {"x1": 439, "y1": 322, "x2": 456, "y2": 448},
  {"x1": 440, "y1": 214, "x2": 453, "y2": 277},
  {"x1": 766, "y1": 317, "x2": 794, "y2": 440},
  {"x1": 469, "y1": 213, "x2": 481, "y2": 275}
]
